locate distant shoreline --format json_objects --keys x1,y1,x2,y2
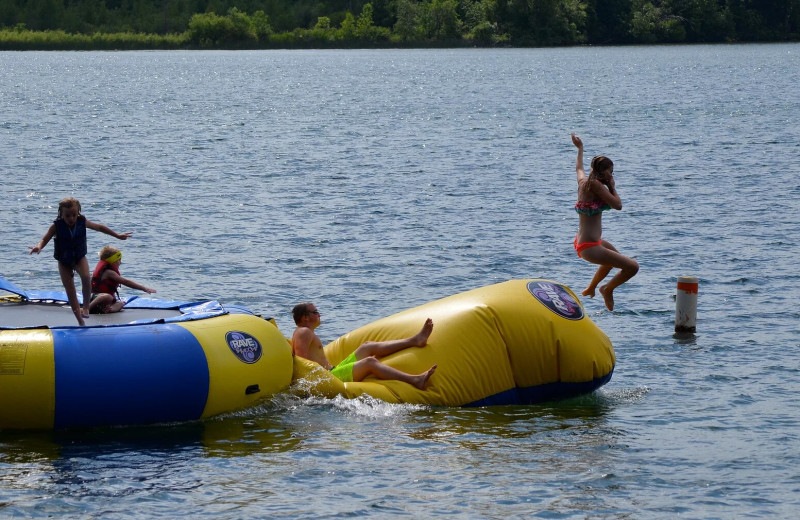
[
  {"x1": 3, "y1": 1, "x2": 798, "y2": 52},
  {"x1": 1, "y1": 29, "x2": 798, "y2": 52}
]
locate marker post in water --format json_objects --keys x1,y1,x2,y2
[{"x1": 675, "y1": 276, "x2": 698, "y2": 333}]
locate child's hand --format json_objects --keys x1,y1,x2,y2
[
  {"x1": 117, "y1": 232, "x2": 133, "y2": 240},
  {"x1": 571, "y1": 133, "x2": 583, "y2": 149},
  {"x1": 29, "y1": 246, "x2": 41, "y2": 254},
  {"x1": 145, "y1": 288, "x2": 156, "y2": 294}
]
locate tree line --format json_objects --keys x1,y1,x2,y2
[{"x1": 1, "y1": 0, "x2": 798, "y2": 49}]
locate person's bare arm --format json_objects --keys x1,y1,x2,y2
[
  {"x1": 29, "y1": 223, "x2": 56, "y2": 254},
  {"x1": 589, "y1": 177, "x2": 622, "y2": 210},
  {"x1": 571, "y1": 133, "x2": 586, "y2": 183},
  {"x1": 86, "y1": 219, "x2": 132, "y2": 240},
  {"x1": 105, "y1": 270, "x2": 155, "y2": 293}
]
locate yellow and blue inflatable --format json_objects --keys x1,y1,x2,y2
[
  {"x1": 2, "y1": 276, "x2": 615, "y2": 429},
  {"x1": 0, "y1": 277, "x2": 293, "y2": 430},
  {"x1": 292, "y1": 279, "x2": 615, "y2": 406}
]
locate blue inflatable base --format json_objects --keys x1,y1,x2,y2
[{"x1": 464, "y1": 369, "x2": 614, "y2": 407}]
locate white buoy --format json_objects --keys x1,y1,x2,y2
[{"x1": 675, "y1": 276, "x2": 698, "y2": 333}]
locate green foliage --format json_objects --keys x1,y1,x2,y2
[
  {"x1": 561, "y1": 0, "x2": 588, "y2": 44},
  {"x1": 393, "y1": 0, "x2": 423, "y2": 40},
  {"x1": 0, "y1": 27, "x2": 187, "y2": 50},
  {"x1": 252, "y1": 11, "x2": 272, "y2": 40},
  {"x1": 469, "y1": 20, "x2": 495, "y2": 43},
  {"x1": 315, "y1": 16, "x2": 331, "y2": 30},
  {"x1": 630, "y1": 1, "x2": 686, "y2": 43},
  {"x1": 493, "y1": 0, "x2": 588, "y2": 46},
  {"x1": 187, "y1": 8, "x2": 258, "y2": 47},
  {"x1": 629, "y1": 0, "x2": 742, "y2": 43},
  {"x1": 338, "y1": 11, "x2": 356, "y2": 39},
  {"x1": 354, "y1": 3, "x2": 387, "y2": 40},
  {"x1": 586, "y1": 0, "x2": 634, "y2": 44},
  {"x1": 463, "y1": 0, "x2": 500, "y2": 41},
  {"x1": 422, "y1": 0, "x2": 461, "y2": 40},
  {"x1": 0, "y1": 0, "x2": 797, "y2": 49}
]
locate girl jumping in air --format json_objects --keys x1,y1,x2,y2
[
  {"x1": 571, "y1": 133, "x2": 638, "y2": 311},
  {"x1": 29, "y1": 197, "x2": 132, "y2": 325}
]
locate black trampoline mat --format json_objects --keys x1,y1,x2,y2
[{"x1": 0, "y1": 302, "x2": 182, "y2": 329}]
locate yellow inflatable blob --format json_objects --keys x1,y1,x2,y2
[{"x1": 292, "y1": 279, "x2": 615, "y2": 406}]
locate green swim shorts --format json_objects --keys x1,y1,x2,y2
[{"x1": 330, "y1": 351, "x2": 358, "y2": 382}]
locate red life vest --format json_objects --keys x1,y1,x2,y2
[{"x1": 91, "y1": 260, "x2": 120, "y2": 296}]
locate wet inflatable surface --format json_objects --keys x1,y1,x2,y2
[{"x1": 292, "y1": 279, "x2": 615, "y2": 406}]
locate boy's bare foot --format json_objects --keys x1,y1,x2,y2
[
  {"x1": 582, "y1": 286, "x2": 596, "y2": 298},
  {"x1": 410, "y1": 318, "x2": 434, "y2": 347},
  {"x1": 599, "y1": 285, "x2": 614, "y2": 311},
  {"x1": 413, "y1": 364, "x2": 437, "y2": 390}
]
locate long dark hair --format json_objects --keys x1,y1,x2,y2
[{"x1": 589, "y1": 155, "x2": 613, "y2": 182}]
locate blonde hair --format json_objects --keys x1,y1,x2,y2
[
  {"x1": 58, "y1": 197, "x2": 82, "y2": 218},
  {"x1": 99, "y1": 245, "x2": 120, "y2": 261}
]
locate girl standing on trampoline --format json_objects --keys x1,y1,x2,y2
[{"x1": 29, "y1": 197, "x2": 132, "y2": 325}]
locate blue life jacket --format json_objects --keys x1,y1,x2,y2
[{"x1": 53, "y1": 216, "x2": 87, "y2": 267}]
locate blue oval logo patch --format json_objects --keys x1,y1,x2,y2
[
  {"x1": 225, "y1": 331, "x2": 262, "y2": 364},
  {"x1": 527, "y1": 281, "x2": 584, "y2": 321}
]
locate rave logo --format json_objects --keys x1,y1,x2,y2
[
  {"x1": 225, "y1": 331, "x2": 263, "y2": 364},
  {"x1": 526, "y1": 281, "x2": 584, "y2": 320}
]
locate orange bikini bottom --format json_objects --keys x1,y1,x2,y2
[{"x1": 574, "y1": 235, "x2": 602, "y2": 257}]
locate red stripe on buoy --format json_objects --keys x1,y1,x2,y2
[{"x1": 676, "y1": 282, "x2": 698, "y2": 293}]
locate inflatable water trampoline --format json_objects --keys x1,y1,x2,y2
[
  {"x1": 292, "y1": 279, "x2": 615, "y2": 406},
  {"x1": 0, "y1": 276, "x2": 293, "y2": 430},
  {"x1": 2, "y1": 276, "x2": 615, "y2": 430}
]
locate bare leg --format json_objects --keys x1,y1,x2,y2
[
  {"x1": 108, "y1": 300, "x2": 126, "y2": 313},
  {"x1": 75, "y1": 257, "x2": 91, "y2": 318},
  {"x1": 58, "y1": 262, "x2": 85, "y2": 326},
  {"x1": 89, "y1": 293, "x2": 113, "y2": 314},
  {"x1": 354, "y1": 318, "x2": 433, "y2": 359},
  {"x1": 599, "y1": 266, "x2": 638, "y2": 311},
  {"x1": 89, "y1": 293, "x2": 125, "y2": 314},
  {"x1": 580, "y1": 240, "x2": 619, "y2": 297},
  {"x1": 582, "y1": 265, "x2": 613, "y2": 298},
  {"x1": 579, "y1": 240, "x2": 638, "y2": 311},
  {"x1": 352, "y1": 357, "x2": 437, "y2": 390}
]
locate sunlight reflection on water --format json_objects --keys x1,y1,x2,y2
[{"x1": 2, "y1": 44, "x2": 800, "y2": 518}]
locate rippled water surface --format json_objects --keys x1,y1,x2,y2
[{"x1": 2, "y1": 45, "x2": 800, "y2": 518}]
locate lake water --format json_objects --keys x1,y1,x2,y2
[{"x1": 2, "y1": 44, "x2": 800, "y2": 518}]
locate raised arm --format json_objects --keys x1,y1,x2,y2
[
  {"x1": 29, "y1": 223, "x2": 56, "y2": 254},
  {"x1": 86, "y1": 220, "x2": 132, "y2": 240},
  {"x1": 571, "y1": 133, "x2": 586, "y2": 183}
]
